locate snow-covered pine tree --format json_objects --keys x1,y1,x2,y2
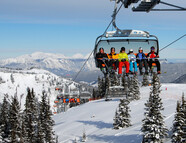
[
  {"x1": 141, "y1": 73, "x2": 168, "y2": 143},
  {"x1": 9, "y1": 95, "x2": 22, "y2": 143},
  {"x1": 133, "y1": 75, "x2": 140, "y2": 100},
  {"x1": 105, "y1": 75, "x2": 110, "y2": 95},
  {"x1": 122, "y1": 74, "x2": 128, "y2": 94},
  {"x1": 56, "y1": 135, "x2": 59, "y2": 143},
  {"x1": 113, "y1": 108, "x2": 119, "y2": 129},
  {"x1": 36, "y1": 117, "x2": 45, "y2": 143},
  {"x1": 142, "y1": 74, "x2": 149, "y2": 86},
  {"x1": 113, "y1": 99, "x2": 131, "y2": 129},
  {"x1": 98, "y1": 76, "x2": 103, "y2": 97},
  {"x1": 0, "y1": 127, "x2": 2, "y2": 143},
  {"x1": 40, "y1": 91, "x2": 55, "y2": 143},
  {"x1": 181, "y1": 92, "x2": 186, "y2": 142},
  {"x1": 10, "y1": 74, "x2": 15, "y2": 84},
  {"x1": 40, "y1": 91, "x2": 48, "y2": 141},
  {"x1": 20, "y1": 113, "x2": 26, "y2": 143},
  {"x1": 24, "y1": 88, "x2": 37, "y2": 143},
  {"x1": 92, "y1": 88, "x2": 96, "y2": 99},
  {"x1": 45, "y1": 97, "x2": 55, "y2": 143},
  {"x1": 0, "y1": 107, "x2": 3, "y2": 143},
  {"x1": 127, "y1": 77, "x2": 134, "y2": 101},
  {"x1": 101, "y1": 78, "x2": 106, "y2": 97},
  {"x1": 171, "y1": 101, "x2": 184, "y2": 142},
  {"x1": 113, "y1": 73, "x2": 119, "y2": 86},
  {"x1": 0, "y1": 96, "x2": 10, "y2": 142}
]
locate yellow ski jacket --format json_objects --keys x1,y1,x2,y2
[
  {"x1": 118, "y1": 52, "x2": 129, "y2": 62},
  {"x1": 107, "y1": 52, "x2": 119, "y2": 59}
]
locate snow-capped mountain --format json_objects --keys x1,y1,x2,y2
[
  {"x1": 0, "y1": 68, "x2": 90, "y2": 111},
  {"x1": 0, "y1": 52, "x2": 97, "y2": 77},
  {"x1": 1, "y1": 52, "x2": 186, "y2": 83}
]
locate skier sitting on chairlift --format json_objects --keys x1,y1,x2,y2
[
  {"x1": 136, "y1": 47, "x2": 148, "y2": 75},
  {"x1": 96, "y1": 47, "x2": 108, "y2": 74},
  {"x1": 118, "y1": 47, "x2": 129, "y2": 76},
  {"x1": 128, "y1": 49, "x2": 138, "y2": 74},
  {"x1": 147, "y1": 46, "x2": 161, "y2": 74},
  {"x1": 107, "y1": 47, "x2": 119, "y2": 72}
]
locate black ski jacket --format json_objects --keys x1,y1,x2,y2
[{"x1": 96, "y1": 53, "x2": 108, "y2": 59}]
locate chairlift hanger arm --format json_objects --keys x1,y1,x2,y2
[{"x1": 132, "y1": 0, "x2": 186, "y2": 12}]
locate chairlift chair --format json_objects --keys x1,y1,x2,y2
[
  {"x1": 94, "y1": 29, "x2": 159, "y2": 99},
  {"x1": 94, "y1": 29, "x2": 159, "y2": 67}
]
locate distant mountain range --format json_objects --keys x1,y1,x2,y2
[
  {"x1": 0, "y1": 52, "x2": 98, "y2": 79},
  {"x1": 0, "y1": 52, "x2": 186, "y2": 83}
]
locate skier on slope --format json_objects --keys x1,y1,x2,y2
[
  {"x1": 118, "y1": 47, "x2": 129, "y2": 76},
  {"x1": 96, "y1": 47, "x2": 108, "y2": 74},
  {"x1": 136, "y1": 47, "x2": 148, "y2": 75},
  {"x1": 147, "y1": 46, "x2": 161, "y2": 74},
  {"x1": 128, "y1": 49, "x2": 138, "y2": 74}
]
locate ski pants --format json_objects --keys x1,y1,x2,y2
[
  {"x1": 118, "y1": 61, "x2": 129, "y2": 74},
  {"x1": 108, "y1": 59, "x2": 119, "y2": 70},
  {"x1": 97, "y1": 59, "x2": 108, "y2": 68},
  {"x1": 137, "y1": 60, "x2": 148, "y2": 72},
  {"x1": 97, "y1": 59, "x2": 109, "y2": 74},
  {"x1": 129, "y1": 62, "x2": 137, "y2": 72},
  {"x1": 148, "y1": 59, "x2": 161, "y2": 72}
]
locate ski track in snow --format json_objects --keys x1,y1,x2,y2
[
  {"x1": 114, "y1": 125, "x2": 141, "y2": 136},
  {"x1": 165, "y1": 113, "x2": 175, "y2": 121}
]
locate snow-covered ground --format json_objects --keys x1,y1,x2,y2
[
  {"x1": 0, "y1": 68, "x2": 79, "y2": 110},
  {"x1": 53, "y1": 84, "x2": 186, "y2": 143}
]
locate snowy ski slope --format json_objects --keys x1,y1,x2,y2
[
  {"x1": 53, "y1": 84, "x2": 186, "y2": 143},
  {"x1": 0, "y1": 68, "x2": 79, "y2": 110}
]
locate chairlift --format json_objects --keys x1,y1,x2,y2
[
  {"x1": 93, "y1": 1, "x2": 161, "y2": 99},
  {"x1": 94, "y1": 29, "x2": 160, "y2": 98},
  {"x1": 94, "y1": 29, "x2": 159, "y2": 67}
]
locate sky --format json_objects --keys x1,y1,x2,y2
[{"x1": 0, "y1": 0, "x2": 186, "y2": 59}]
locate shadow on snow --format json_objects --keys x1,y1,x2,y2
[
  {"x1": 88, "y1": 134, "x2": 142, "y2": 143},
  {"x1": 77, "y1": 120, "x2": 113, "y2": 129}
]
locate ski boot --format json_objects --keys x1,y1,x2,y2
[
  {"x1": 145, "y1": 70, "x2": 148, "y2": 75},
  {"x1": 139, "y1": 70, "x2": 143, "y2": 75},
  {"x1": 118, "y1": 74, "x2": 122, "y2": 78},
  {"x1": 129, "y1": 71, "x2": 134, "y2": 75},
  {"x1": 134, "y1": 72, "x2": 138, "y2": 75},
  {"x1": 157, "y1": 71, "x2": 161, "y2": 74},
  {"x1": 125, "y1": 73, "x2": 129, "y2": 77}
]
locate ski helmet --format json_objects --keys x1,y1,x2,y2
[
  {"x1": 120, "y1": 47, "x2": 125, "y2": 52},
  {"x1": 129, "y1": 49, "x2": 133, "y2": 53},
  {"x1": 151, "y1": 46, "x2": 155, "y2": 50},
  {"x1": 139, "y1": 47, "x2": 143, "y2": 51}
]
